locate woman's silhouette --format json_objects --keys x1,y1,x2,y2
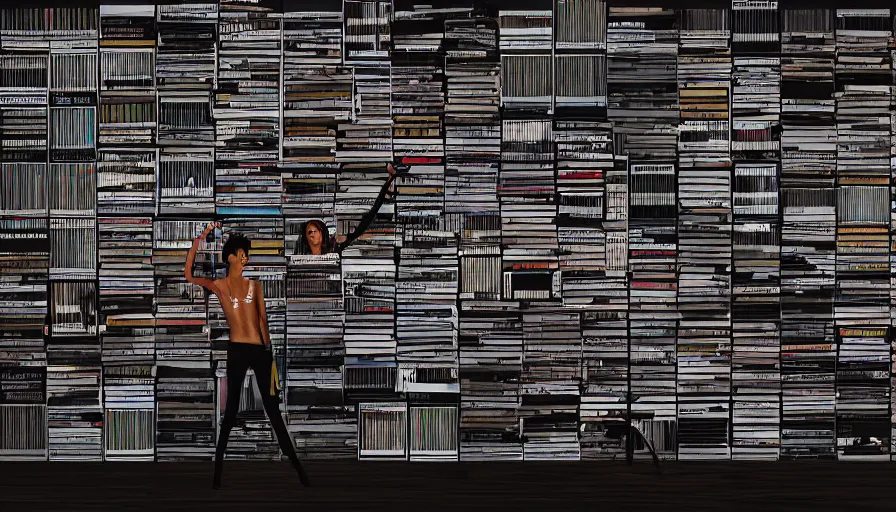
[{"x1": 186, "y1": 228, "x2": 309, "y2": 489}]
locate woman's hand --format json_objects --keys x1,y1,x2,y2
[
  {"x1": 385, "y1": 164, "x2": 398, "y2": 199},
  {"x1": 388, "y1": 162, "x2": 410, "y2": 177},
  {"x1": 201, "y1": 221, "x2": 220, "y2": 238}
]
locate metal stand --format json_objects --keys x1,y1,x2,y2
[
  {"x1": 625, "y1": 423, "x2": 661, "y2": 470},
  {"x1": 607, "y1": 421, "x2": 661, "y2": 471}
]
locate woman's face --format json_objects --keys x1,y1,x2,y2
[
  {"x1": 305, "y1": 223, "x2": 323, "y2": 250},
  {"x1": 228, "y1": 248, "x2": 249, "y2": 268}
]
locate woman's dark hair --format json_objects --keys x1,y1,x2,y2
[
  {"x1": 222, "y1": 232, "x2": 251, "y2": 264},
  {"x1": 298, "y1": 219, "x2": 332, "y2": 255}
]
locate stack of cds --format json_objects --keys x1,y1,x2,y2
[
  {"x1": 730, "y1": 0, "x2": 782, "y2": 460},
  {"x1": 780, "y1": 6, "x2": 838, "y2": 460},
  {"x1": 153, "y1": 220, "x2": 217, "y2": 460},
  {"x1": 282, "y1": 8, "x2": 349, "y2": 163},
  {"x1": 833, "y1": 8, "x2": 892, "y2": 461}
]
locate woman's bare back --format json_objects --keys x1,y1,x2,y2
[{"x1": 214, "y1": 278, "x2": 263, "y2": 345}]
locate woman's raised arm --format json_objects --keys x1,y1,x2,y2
[
  {"x1": 185, "y1": 222, "x2": 222, "y2": 295},
  {"x1": 334, "y1": 162, "x2": 407, "y2": 253}
]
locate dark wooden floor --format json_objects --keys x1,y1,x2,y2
[{"x1": 2, "y1": 460, "x2": 894, "y2": 511}]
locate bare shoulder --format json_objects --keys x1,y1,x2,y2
[{"x1": 211, "y1": 278, "x2": 227, "y2": 294}]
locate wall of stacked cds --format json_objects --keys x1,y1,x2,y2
[{"x1": 1, "y1": 0, "x2": 895, "y2": 462}]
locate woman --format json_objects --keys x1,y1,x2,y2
[
  {"x1": 185, "y1": 226, "x2": 309, "y2": 489},
  {"x1": 296, "y1": 162, "x2": 407, "y2": 255}
]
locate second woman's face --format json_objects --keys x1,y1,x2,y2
[{"x1": 306, "y1": 225, "x2": 322, "y2": 248}]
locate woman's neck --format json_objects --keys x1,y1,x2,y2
[{"x1": 227, "y1": 268, "x2": 243, "y2": 280}]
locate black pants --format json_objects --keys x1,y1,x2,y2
[{"x1": 214, "y1": 342, "x2": 307, "y2": 486}]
